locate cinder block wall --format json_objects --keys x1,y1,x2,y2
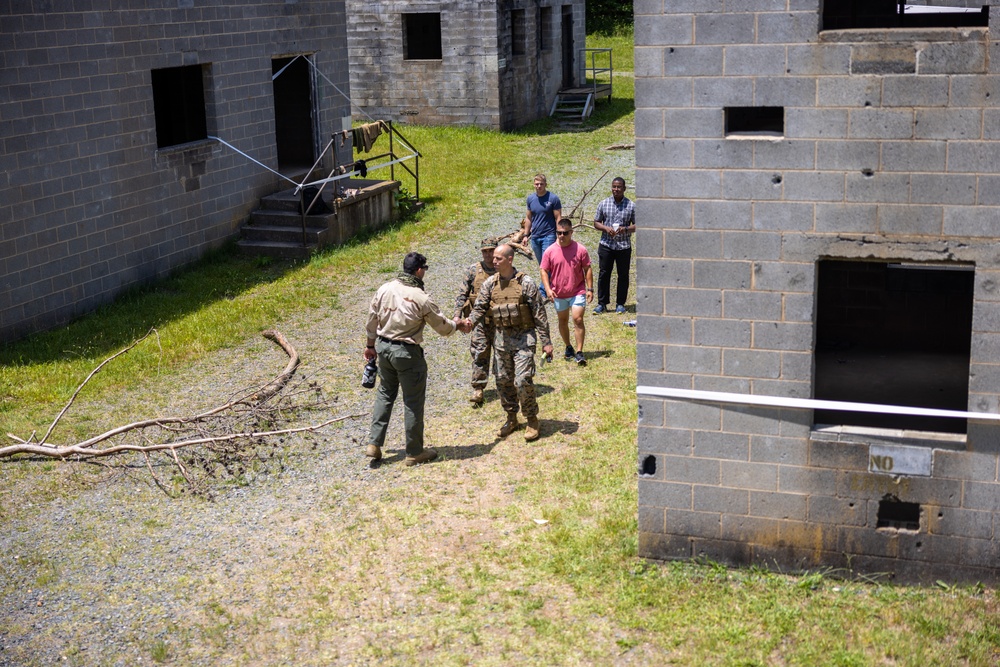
[
  {"x1": 635, "y1": 1, "x2": 1000, "y2": 583},
  {"x1": 0, "y1": 1, "x2": 351, "y2": 342},
  {"x1": 346, "y1": 0, "x2": 584, "y2": 131}
]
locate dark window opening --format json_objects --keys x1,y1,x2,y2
[
  {"x1": 876, "y1": 496, "x2": 921, "y2": 531},
  {"x1": 511, "y1": 9, "x2": 526, "y2": 56},
  {"x1": 539, "y1": 7, "x2": 552, "y2": 51},
  {"x1": 814, "y1": 260, "x2": 974, "y2": 434},
  {"x1": 151, "y1": 65, "x2": 207, "y2": 149},
  {"x1": 641, "y1": 455, "x2": 657, "y2": 476},
  {"x1": 725, "y1": 107, "x2": 784, "y2": 137},
  {"x1": 822, "y1": 1, "x2": 988, "y2": 30},
  {"x1": 403, "y1": 13, "x2": 442, "y2": 60}
]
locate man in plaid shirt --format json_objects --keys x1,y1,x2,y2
[{"x1": 592, "y1": 177, "x2": 636, "y2": 314}]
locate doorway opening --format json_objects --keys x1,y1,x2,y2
[{"x1": 272, "y1": 56, "x2": 316, "y2": 174}]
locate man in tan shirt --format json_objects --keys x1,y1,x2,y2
[{"x1": 363, "y1": 252, "x2": 470, "y2": 465}]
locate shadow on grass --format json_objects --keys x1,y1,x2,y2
[{"x1": 369, "y1": 439, "x2": 499, "y2": 468}]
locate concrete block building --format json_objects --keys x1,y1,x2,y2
[
  {"x1": 634, "y1": 1, "x2": 1000, "y2": 583},
  {"x1": 1, "y1": 2, "x2": 353, "y2": 342},
  {"x1": 345, "y1": 0, "x2": 586, "y2": 130}
]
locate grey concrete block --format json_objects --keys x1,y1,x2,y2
[
  {"x1": 845, "y1": 172, "x2": 910, "y2": 204},
  {"x1": 749, "y1": 490, "x2": 809, "y2": 520},
  {"x1": 635, "y1": 14, "x2": 695, "y2": 46},
  {"x1": 920, "y1": 40, "x2": 988, "y2": 75},
  {"x1": 664, "y1": 399, "x2": 724, "y2": 431},
  {"x1": 694, "y1": 484, "x2": 749, "y2": 514},
  {"x1": 881, "y1": 140, "x2": 947, "y2": 173},
  {"x1": 666, "y1": 509, "x2": 722, "y2": 539},
  {"x1": 817, "y1": 76, "x2": 881, "y2": 108},
  {"x1": 639, "y1": 398, "x2": 666, "y2": 429},
  {"x1": 636, "y1": 139, "x2": 695, "y2": 168},
  {"x1": 722, "y1": 230, "x2": 782, "y2": 260},
  {"x1": 975, "y1": 270, "x2": 1000, "y2": 303},
  {"x1": 723, "y1": 289, "x2": 783, "y2": 320},
  {"x1": 636, "y1": 259, "x2": 692, "y2": 287},
  {"x1": 664, "y1": 46, "x2": 725, "y2": 76},
  {"x1": 635, "y1": 108, "x2": 665, "y2": 138},
  {"x1": 916, "y1": 108, "x2": 982, "y2": 140},
  {"x1": 635, "y1": 46, "x2": 665, "y2": 77},
  {"x1": 638, "y1": 506, "x2": 665, "y2": 534},
  {"x1": 779, "y1": 465, "x2": 840, "y2": 495},
  {"x1": 782, "y1": 293, "x2": 814, "y2": 323},
  {"x1": 664, "y1": 287, "x2": 723, "y2": 317},
  {"x1": 882, "y1": 76, "x2": 948, "y2": 107},
  {"x1": 910, "y1": 173, "x2": 976, "y2": 205},
  {"x1": 660, "y1": 0, "x2": 725, "y2": 13},
  {"x1": 638, "y1": 198, "x2": 692, "y2": 229},
  {"x1": 637, "y1": 77, "x2": 695, "y2": 109},
  {"x1": 694, "y1": 317, "x2": 752, "y2": 347},
  {"x1": 637, "y1": 286, "x2": 665, "y2": 315},
  {"x1": 752, "y1": 201, "x2": 814, "y2": 232},
  {"x1": 963, "y1": 481, "x2": 1000, "y2": 512},
  {"x1": 665, "y1": 344, "x2": 722, "y2": 374},
  {"x1": 663, "y1": 230, "x2": 723, "y2": 259},
  {"x1": 750, "y1": 435, "x2": 809, "y2": 465},
  {"x1": 809, "y1": 495, "x2": 867, "y2": 526},
  {"x1": 926, "y1": 506, "x2": 994, "y2": 539},
  {"x1": 849, "y1": 108, "x2": 914, "y2": 139},
  {"x1": 723, "y1": 404, "x2": 785, "y2": 436},
  {"x1": 754, "y1": 76, "x2": 817, "y2": 107},
  {"x1": 815, "y1": 203, "x2": 878, "y2": 233},
  {"x1": 782, "y1": 170, "x2": 845, "y2": 202},
  {"x1": 638, "y1": 315, "x2": 693, "y2": 344},
  {"x1": 947, "y1": 141, "x2": 1000, "y2": 174},
  {"x1": 756, "y1": 10, "x2": 819, "y2": 44},
  {"x1": 723, "y1": 348, "x2": 782, "y2": 379},
  {"x1": 664, "y1": 108, "x2": 724, "y2": 139},
  {"x1": 877, "y1": 205, "x2": 943, "y2": 236},
  {"x1": 753, "y1": 321, "x2": 813, "y2": 352},
  {"x1": 720, "y1": 460, "x2": 779, "y2": 491},
  {"x1": 808, "y1": 439, "x2": 868, "y2": 471},
  {"x1": 752, "y1": 261, "x2": 814, "y2": 293},
  {"x1": 949, "y1": 75, "x2": 1000, "y2": 108},
  {"x1": 635, "y1": 228, "x2": 664, "y2": 257},
  {"x1": 944, "y1": 206, "x2": 1000, "y2": 238},
  {"x1": 694, "y1": 77, "x2": 754, "y2": 108},
  {"x1": 850, "y1": 44, "x2": 916, "y2": 75},
  {"x1": 639, "y1": 479, "x2": 693, "y2": 509},
  {"x1": 693, "y1": 430, "x2": 750, "y2": 461},
  {"x1": 753, "y1": 139, "x2": 817, "y2": 170},
  {"x1": 634, "y1": 0, "x2": 665, "y2": 16},
  {"x1": 694, "y1": 259, "x2": 751, "y2": 289},
  {"x1": 723, "y1": 45, "x2": 787, "y2": 76},
  {"x1": 972, "y1": 333, "x2": 1000, "y2": 366},
  {"x1": 693, "y1": 139, "x2": 753, "y2": 168},
  {"x1": 659, "y1": 454, "x2": 722, "y2": 485},
  {"x1": 693, "y1": 199, "x2": 754, "y2": 229},
  {"x1": 787, "y1": 44, "x2": 851, "y2": 75},
  {"x1": 694, "y1": 13, "x2": 756, "y2": 44},
  {"x1": 815, "y1": 140, "x2": 879, "y2": 172},
  {"x1": 722, "y1": 171, "x2": 784, "y2": 202},
  {"x1": 639, "y1": 426, "x2": 695, "y2": 456},
  {"x1": 664, "y1": 169, "x2": 722, "y2": 199}
]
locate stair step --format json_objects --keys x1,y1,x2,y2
[
  {"x1": 237, "y1": 239, "x2": 316, "y2": 260},
  {"x1": 241, "y1": 224, "x2": 328, "y2": 244},
  {"x1": 250, "y1": 209, "x2": 335, "y2": 227}
]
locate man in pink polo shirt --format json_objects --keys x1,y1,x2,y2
[{"x1": 539, "y1": 219, "x2": 594, "y2": 366}]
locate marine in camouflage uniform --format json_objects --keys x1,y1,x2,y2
[
  {"x1": 468, "y1": 243, "x2": 553, "y2": 441},
  {"x1": 455, "y1": 238, "x2": 499, "y2": 406}
]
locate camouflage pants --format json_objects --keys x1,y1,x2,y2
[
  {"x1": 492, "y1": 327, "x2": 538, "y2": 418},
  {"x1": 469, "y1": 320, "x2": 495, "y2": 389}
]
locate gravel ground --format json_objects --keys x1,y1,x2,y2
[{"x1": 0, "y1": 149, "x2": 635, "y2": 667}]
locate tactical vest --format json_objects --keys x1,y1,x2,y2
[
  {"x1": 489, "y1": 272, "x2": 535, "y2": 329},
  {"x1": 461, "y1": 262, "x2": 494, "y2": 319}
]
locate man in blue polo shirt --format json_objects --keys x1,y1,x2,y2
[{"x1": 523, "y1": 173, "x2": 562, "y2": 299}]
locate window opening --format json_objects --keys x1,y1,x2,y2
[
  {"x1": 539, "y1": 7, "x2": 552, "y2": 51},
  {"x1": 403, "y1": 13, "x2": 442, "y2": 60},
  {"x1": 725, "y1": 107, "x2": 784, "y2": 137},
  {"x1": 876, "y1": 496, "x2": 921, "y2": 531},
  {"x1": 822, "y1": 1, "x2": 988, "y2": 30},
  {"x1": 151, "y1": 65, "x2": 208, "y2": 149},
  {"x1": 814, "y1": 260, "x2": 974, "y2": 434},
  {"x1": 511, "y1": 9, "x2": 526, "y2": 56}
]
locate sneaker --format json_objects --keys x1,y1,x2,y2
[
  {"x1": 525, "y1": 417, "x2": 540, "y2": 442},
  {"x1": 564, "y1": 344, "x2": 575, "y2": 360},
  {"x1": 615, "y1": 305, "x2": 626, "y2": 314},
  {"x1": 593, "y1": 304, "x2": 607, "y2": 314},
  {"x1": 404, "y1": 448, "x2": 438, "y2": 466},
  {"x1": 365, "y1": 444, "x2": 382, "y2": 461},
  {"x1": 574, "y1": 351, "x2": 586, "y2": 366}
]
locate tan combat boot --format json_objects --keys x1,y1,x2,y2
[
  {"x1": 524, "y1": 417, "x2": 540, "y2": 442},
  {"x1": 404, "y1": 448, "x2": 438, "y2": 467},
  {"x1": 498, "y1": 413, "x2": 520, "y2": 438},
  {"x1": 469, "y1": 388, "x2": 484, "y2": 405},
  {"x1": 365, "y1": 444, "x2": 382, "y2": 461}
]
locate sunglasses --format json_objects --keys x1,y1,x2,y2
[{"x1": 556, "y1": 231, "x2": 572, "y2": 236}]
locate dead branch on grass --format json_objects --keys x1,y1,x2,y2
[{"x1": 2, "y1": 329, "x2": 365, "y2": 498}]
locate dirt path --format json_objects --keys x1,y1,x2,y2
[{"x1": 0, "y1": 150, "x2": 637, "y2": 666}]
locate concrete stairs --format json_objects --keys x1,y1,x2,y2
[{"x1": 237, "y1": 189, "x2": 333, "y2": 260}]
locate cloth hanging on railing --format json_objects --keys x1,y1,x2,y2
[{"x1": 353, "y1": 121, "x2": 388, "y2": 153}]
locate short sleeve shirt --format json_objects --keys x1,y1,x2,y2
[
  {"x1": 539, "y1": 241, "x2": 591, "y2": 299},
  {"x1": 526, "y1": 191, "x2": 562, "y2": 240},
  {"x1": 594, "y1": 195, "x2": 635, "y2": 251}
]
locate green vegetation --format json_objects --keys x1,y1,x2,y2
[{"x1": 4, "y1": 30, "x2": 1000, "y2": 666}]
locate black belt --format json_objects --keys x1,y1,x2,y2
[{"x1": 378, "y1": 336, "x2": 419, "y2": 347}]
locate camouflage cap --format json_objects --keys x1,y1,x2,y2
[{"x1": 480, "y1": 237, "x2": 499, "y2": 250}]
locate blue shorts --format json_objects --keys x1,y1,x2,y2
[{"x1": 553, "y1": 294, "x2": 587, "y2": 312}]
